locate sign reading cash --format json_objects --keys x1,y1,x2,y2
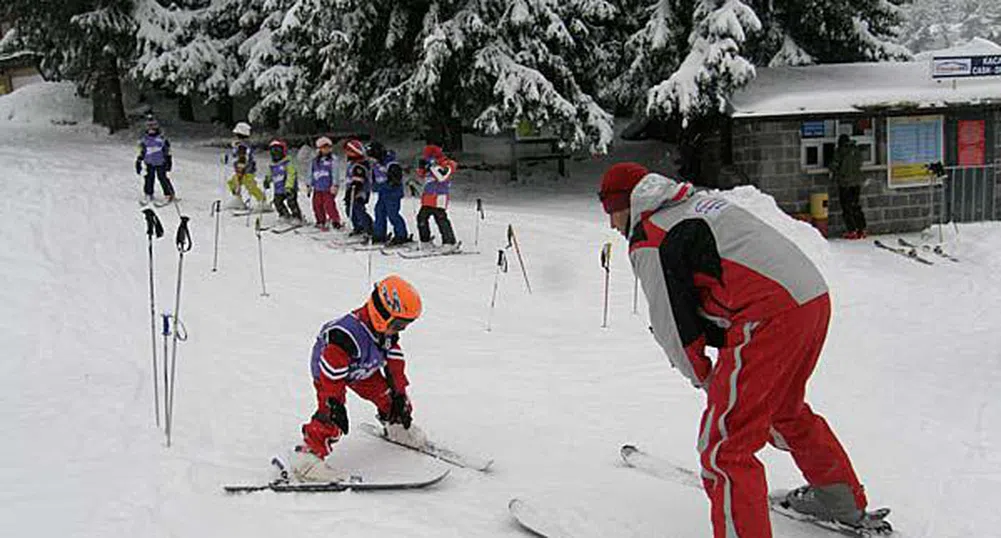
[{"x1": 931, "y1": 55, "x2": 1001, "y2": 79}]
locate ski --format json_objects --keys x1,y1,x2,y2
[
  {"x1": 873, "y1": 240, "x2": 933, "y2": 265},
  {"x1": 359, "y1": 422, "x2": 493, "y2": 472},
  {"x1": 398, "y1": 242, "x2": 479, "y2": 259},
  {"x1": 769, "y1": 490, "x2": 893, "y2": 537},
  {"x1": 352, "y1": 242, "x2": 391, "y2": 251},
  {"x1": 897, "y1": 238, "x2": 959, "y2": 262},
  {"x1": 509, "y1": 498, "x2": 602, "y2": 538},
  {"x1": 153, "y1": 198, "x2": 179, "y2": 208},
  {"x1": 620, "y1": 445, "x2": 893, "y2": 537},
  {"x1": 223, "y1": 468, "x2": 450, "y2": 494},
  {"x1": 377, "y1": 243, "x2": 417, "y2": 255},
  {"x1": 271, "y1": 223, "x2": 305, "y2": 234},
  {"x1": 327, "y1": 235, "x2": 371, "y2": 248}
]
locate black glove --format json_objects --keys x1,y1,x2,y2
[
  {"x1": 165, "y1": 155, "x2": 173, "y2": 172},
  {"x1": 264, "y1": 177, "x2": 272, "y2": 189},
  {"x1": 383, "y1": 392, "x2": 412, "y2": 429},
  {"x1": 135, "y1": 160, "x2": 143, "y2": 175},
  {"x1": 315, "y1": 397, "x2": 349, "y2": 434}
]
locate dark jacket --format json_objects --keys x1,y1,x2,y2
[{"x1": 830, "y1": 140, "x2": 864, "y2": 188}]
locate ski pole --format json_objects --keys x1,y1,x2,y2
[
  {"x1": 487, "y1": 249, "x2": 508, "y2": 332},
  {"x1": 211, "y1": 200, "x2": 221, "y2": 272},
  {"x1": 166, "y1": 215, "x2": 192, "y2": 447},
  {"x1": 507, "y1": 224, "x2": 532, "y2": 294},
  {"x1": 255, "y1": 216, "x2": 269, "y2": 297},
  {"x1": 600, "y1": 242, "x2": 611, "y2": 328},
  {"x1": 141, "y1": 208, "x2": 164, "y2": 427},
  {"x1": 161, "y1": 312, "x2": 171, "y2": 433},
  {"x1": 474, "y1": 198, "x2": 485, "y2": 247}
]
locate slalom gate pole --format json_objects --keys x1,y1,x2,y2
[
  {"x1": 507, "y1": 224, "x2": 532, "y2": 294},
  {"x1": 166, "y1": 215, "x2": 192, "y2": 447},
  {"x1": 161, "y1": 312, "x2": 171, "y2": 434},
  {"x1": 141, "y1": 208, "x2": 164, "y2": 427},
  {"x1": 474, "y1": 198, "x2": 485, "y2": 247},
  {"x1": 211, "y1": 200, "x2": 221, "y2": 272},
  {"x1": 600, "y1": 242, "x2": 611, "y2": 328},
  {"x1": 255, "y1": 216, "x2": 269, "y2": 297},
  {"x1": 487, "y1": 249, "x2": 509, "y2": 332}
]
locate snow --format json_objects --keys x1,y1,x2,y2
[
  {"x1": 2, "y1": 106, "x2": 1001, "y2": 537},
  {"x1": 913, "y1": 37, "x2": 1001, "y2": 61},
  {"x1": 729, "y1": 58, "x2": 1001, "y2": 118},
  {"x1": 0, "y1": 82, "x2": 90, "y2": 125}
]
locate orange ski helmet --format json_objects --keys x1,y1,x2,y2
[{"x1": 367, "y1": 275, "x2": 422, "y2": 333}]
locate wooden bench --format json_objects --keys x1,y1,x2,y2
[{"x1": 510, "y1": 135, "x2": 570, "y2": 181}]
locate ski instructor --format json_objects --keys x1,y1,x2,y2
[{"x1": 598, "y1": 163, "x2": 886, "y2": 537}]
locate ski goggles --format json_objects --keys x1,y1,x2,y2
[{"x1": 387, "y1": 316, "x2": 416, "y2": 332}]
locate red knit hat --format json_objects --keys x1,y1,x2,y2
[{"x1": 599, "y1": 162, "x2": 649, "y2": 214}]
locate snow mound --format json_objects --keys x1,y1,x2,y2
[
  {"x1": 0, "y1": 82, "x2": 90, "y2": 125},
  {"x1": 720, "y1": 185, "x2": 833, "y2": 273}
]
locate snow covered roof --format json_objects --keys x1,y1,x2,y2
[
  {"x1": 913, "y1": 38, "x2": 1001, "y2": 61},
  {"x1": 0, "y1": 50, "x2": 38, "y2": 68},
  {"x1": 729, "y1": 46, "x2": 1001, "y2": 119}
]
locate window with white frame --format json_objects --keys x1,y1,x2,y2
[{"x1": 800, "y1": 118, "x2": 877, "y2": 170}]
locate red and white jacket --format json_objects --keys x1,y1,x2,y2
[{"x1": 628, "y1": 174, "x2": 828, "y2": 388}]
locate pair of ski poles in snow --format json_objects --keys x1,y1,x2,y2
[
  {"x1": 142, "y1": 208, "x2": 191, "y2": 447},
  {"x1": 486, "y1": 224, "x2": 532, "y2": 331}
]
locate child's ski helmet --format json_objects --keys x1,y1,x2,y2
[
  {"x1": 232, "y1": 122, "x2": 252, "y2": 137},
  {"x1": 269, "y1": 139, "x2": 287, "y2": 159},
  {"x1": 366, "y1": 275, "x2": 422, "y2": 333},
  {"x1": 315, "y1": 136, "x2": 333, "y2": 149},
  {"x1": 344, "y1": 138, "x2": 366, "y2": 160}
]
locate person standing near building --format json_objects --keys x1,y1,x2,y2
[{"x1": 830, "y1": 134, "x2": 867, "y2": 239}]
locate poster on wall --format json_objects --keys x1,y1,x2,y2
[
  {"x1": 887, "y1": 115, "x2": 944, "y2": 188},
  {"x1": 957, "y1": 119, "x2": 986, "y2": 166}
]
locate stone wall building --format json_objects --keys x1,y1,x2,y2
[{"x1": 719, "y1": 40, "x2": 1001, "y2": 235}]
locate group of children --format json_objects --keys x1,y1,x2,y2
[
  {"x1": 221, "y1": 123, "x2": 461, "y2": 250},
  {"x1": 135, "y1": 119, "x2": 461, "y2": 250}
]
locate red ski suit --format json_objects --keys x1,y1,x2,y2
[
  {"x1": 627, "y1": 174, "x2": 866, "y2": 538},
  {"x1": 302, "y1": 307, "x2": 409, "y2": 458}
]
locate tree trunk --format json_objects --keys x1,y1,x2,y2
[
  {"x1": 178, "y1": 94, "x2": 194, "y2": 122},
  {"x1": 427, "y1": 113, "x2": 463, "y2": 152},
  {"x1": 92, "y1": 59, "x2": 127, "y2": 133},
  {"x1": 215, "y1": 95, "x2": 234, "y2": 127}
]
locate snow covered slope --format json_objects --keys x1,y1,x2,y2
[{"x1": 1, "y1": 115, "x2": 999, "y2": 537}]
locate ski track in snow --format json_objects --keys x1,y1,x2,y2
[{"x1": 1, "y1": 123, "x2": 1000, "y2": 537}]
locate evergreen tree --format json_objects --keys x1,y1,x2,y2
[
  {"x1": 638, "y1": 0, "x2": 909, "y2": 123},
  {"x1": 1, "y1": 0, "x2": 135, "y2": 131},
  {"x1": 898, "y1": 0, "x2": 1001, "y2": 52},
  {"x1": 370, "y1": 0, "x2": 616, "y2": 153},
  {"x1": 133, "y1": 0, "x2": 245, "y2": 124}
]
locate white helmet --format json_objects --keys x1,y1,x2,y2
[
  {"x1": 232, "y1": 122, "x2": 252, "y2": 137},
  {"x1": 315, "y1": 136, "x2": 333, "y2": 148}
]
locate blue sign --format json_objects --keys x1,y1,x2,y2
[
  {"x1": 801, "y1": 121, "x2": 825, "y2": 138},
  {"x1": 932, "y1": 55, "x2": 1001, "y2": 79}
]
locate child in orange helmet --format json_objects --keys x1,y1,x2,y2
[{"x1": 287, "y1": 275, "x2": 427, "y2": 482}]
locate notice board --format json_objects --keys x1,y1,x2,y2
[{"x1": 887, "y1": 115, "x2": 944, "y2": 188}]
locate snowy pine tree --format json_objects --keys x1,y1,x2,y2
[
  {"x1": 639, "y1": 0, "x2": 909, "y2": 123},
  {"x1": 1, "y1": 0, "x2": 136, "y2": 130},
  {"x1": 133, "y1": 0, "x2": 245, "y2": 124},
  {"x1": 898, "y1": 0, "x2": 1001, "y2": 52},
  {"x1": 646, "y1": 0, "x2": 761, "y2": 123},
  {"x1": 370, "y1": 0, "x2": 615, "y2": 153}
]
